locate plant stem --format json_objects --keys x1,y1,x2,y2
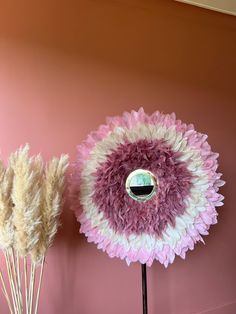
[
  {"x1": 24, "y1": 257, "x2": 29, "y2": 314},
  {"x1": 0, "y1": 269, "x2": 13, "y2": 314},
  {"x1": 29, "y1": 262, "x2": 36, "y2": 314},
  {"x1": 34, "y1": 257, "x2": 45, "y2": 314},
  {"x1": 5, "y1": 250, "x2": 18, "y2": 314},
  {"x1": 16, "y1": 251, "x2": 23, "y2": 311},
  {"x1": 10, "y1": 248, "x2": 21, "y2": 313}
]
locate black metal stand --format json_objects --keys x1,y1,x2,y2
[{"x1": 141, "y1": 264, "x2": 148, "y2": 314}]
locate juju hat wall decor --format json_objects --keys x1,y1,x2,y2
[{"x1": 71, "y1": 108, "x2": 225, "y2": 268}]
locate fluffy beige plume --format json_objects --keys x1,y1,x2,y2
[
  {"x1": 11, "y1": 144, "x2": 44, "y2": 257},
  {"x1": 31, "y1": 155, "x2": 69, "y2": 263},
  {"x1": 0, "y1": 159, "x2": 14, "y2": 249}
]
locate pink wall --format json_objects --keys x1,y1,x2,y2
[{"x1": 0, "y1": 1, "x2": 235, "y2": 313}]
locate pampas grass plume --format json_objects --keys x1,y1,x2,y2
[
  {"x1": 11, "y1": 144, "x2": 43, "y2": 257},
  {"x1": 0, "y1": 144, "x2": 69, "y2": 314},
  {"x1": 0, "y1": 159, "x2": 14, "y2": 249},
  {"x1": 31, "y1": 154, "x2": 69, "y2": 263}
]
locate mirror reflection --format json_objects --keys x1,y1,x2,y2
[{"x1": 125, "y1": 169, "x2": 158, "y2": 202}]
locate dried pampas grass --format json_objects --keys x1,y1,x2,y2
[
  {"x1": 0, "y1": 159, "x2": 14, "y2": 250},
  {"x1": 31, "y1": 155, "x2": 69, "y2": 263},
  {"x1": 0, "y1": 144, "x2": 69, "y2": 314},
  {"x1": 0, "y1": 159, "x2": 15, "y2": 313},
  {"x1": 11, "y1": 145, "x2": 43, "y2": 257}
]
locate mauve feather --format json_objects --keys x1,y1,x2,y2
[{"x1": 93, "y1": 139, "x2": 193, "y2": 236}]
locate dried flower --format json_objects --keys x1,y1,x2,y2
[
  {"x1": 0, "y1": 160, "x2": 14, "y2": 249},
  {"x1": 11, "y1": 145, "x2": 43, "y2": 257},
  {"x1": 31, "y1": 155, "x2": 68, "y2": 263}
]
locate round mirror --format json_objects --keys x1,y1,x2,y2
[{"x1": 125, "y1": 169, "x2": 158, "y2": 202}]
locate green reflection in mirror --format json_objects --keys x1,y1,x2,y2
[{"x1": 125, "y1": 169, "x2": 158, "y2": 202}]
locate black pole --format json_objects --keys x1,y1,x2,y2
[{"x1": 141, "y1": 264, "x2": 148, "y2": 314}]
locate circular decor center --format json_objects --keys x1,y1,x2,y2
[{"x1": 125, "y1": 169, "x2": 158, "y2": 202}]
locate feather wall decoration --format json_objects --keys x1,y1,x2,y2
[
  {"x1": 0, "y1": 144, "x2": 68, "y2": 314},
  {"x1": 71, "y1": 108, "x2": 225, "y2": 267}
]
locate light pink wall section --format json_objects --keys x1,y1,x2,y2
[{"x1": 0, "y1": 1, "x2": 235, "y2": 313}]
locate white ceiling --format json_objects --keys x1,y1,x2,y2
[{"x1": 175, "y1": 0, "x2": 236, "y2": 16}]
